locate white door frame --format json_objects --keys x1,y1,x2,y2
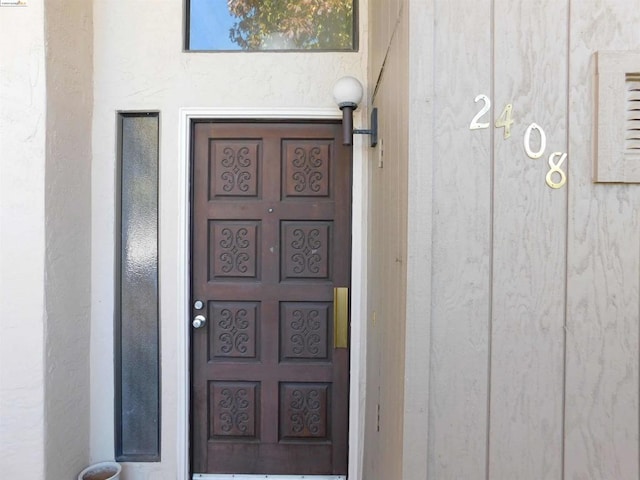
[{"x1": 177, "y1": 108, "x2": 369, "y2": 480}]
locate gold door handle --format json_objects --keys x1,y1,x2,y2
[{"x1": 333, "y1": 287, "x2": 349, "y2": 349}]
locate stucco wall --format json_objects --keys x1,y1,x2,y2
[
  {"x1": 0, "y1": 2, "x2": 47, "y2": 478},
  {"x1": 44, "y1": 0, "x2": 93, "y2": 478},
  {"x1": 0, "y1": 2, "x2": 93, "y2": 478},
  {"x1": 90, "y1": 2, "x2": 366, "y2": 478}
]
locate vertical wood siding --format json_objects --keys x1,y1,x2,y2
[
  {"x1": 366, "y1": 1, "x2": 410, "y2": 479},
  {"x1": 565, "y1": 2, "x2": 640, "y2": 479},
  {"x1": 429, "y1": 0, "x2": 492, "y2": 478},
  {"x1": 401, "y1": 0, "x2": 434, "y2": 477},
  {"x1": 489, "y1": 2, "x2": 568, "y2": 479},
  {"x1": 420, "y1": 1, "x2": 640, "y2": 479}
]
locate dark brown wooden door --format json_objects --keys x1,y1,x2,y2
[{"x1": 191, "y1": 121, "x2": 351, "y2": 475}]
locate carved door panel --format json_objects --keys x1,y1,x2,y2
[{"x1": 191, "y1": 121, "x2": 351, "y2": 475}]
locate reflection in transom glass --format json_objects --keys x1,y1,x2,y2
[{"x1": 187, "y1": 0, "x2": 356, "y2": 51}]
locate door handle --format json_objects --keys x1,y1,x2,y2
[
  {"x1": 333, "y1": 287, "x2": 349, "y2": 348},
  {"x1": 192, "y1": 314, "x2": 207, "y2": 329}
]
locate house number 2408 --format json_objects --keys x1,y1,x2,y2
[{"x1": 469, "y1": 94, "x2": 567, "y2": 189}]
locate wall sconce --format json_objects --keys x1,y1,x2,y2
[{"x1": 332, "y1": 76, "x2": 378, "y2": 147}]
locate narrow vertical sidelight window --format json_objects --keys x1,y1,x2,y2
[{"x1": 115, "y1": 112, "x2": 160, "y2": 461}]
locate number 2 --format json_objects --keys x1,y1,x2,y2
[{"x1": 470, "y1": 94, "x2": 491, "y2": 130}]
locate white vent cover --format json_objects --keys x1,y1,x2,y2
[
  {"x1": 595, "y1": 51, "x2": 640, "y2": 183},
  {"x1": 626, "y1": 74, "x2": 640, "y2": 154}
]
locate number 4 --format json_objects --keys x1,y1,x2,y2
[{"x1": 494, "y1": 103, "x2": 514, "y2": 139}]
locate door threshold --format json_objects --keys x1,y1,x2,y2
[{"x1": 193, "y1": 475, "x2": 346, "y2": 480}]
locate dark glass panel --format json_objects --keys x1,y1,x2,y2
[{"x1": 116, "y1": 113, "x2": 160, "y2": 462}]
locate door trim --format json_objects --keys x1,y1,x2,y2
[
  {"x1": 178, "y1": 108, "x2": 369, "y2": 480},
  {"x1": 194, "y1": 476, "x2": 346, "y2": 480}
]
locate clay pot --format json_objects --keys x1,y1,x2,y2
[{"x1": 77, "y1": 462, "x2": 122, "y2": 480}]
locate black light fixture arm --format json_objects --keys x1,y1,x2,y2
[
  {"x1": 353, "y1": 108, "x2": 378, "y2": 148},
  {"x1": 339, "y1": 106, "x2": 378, "y2": 148}
]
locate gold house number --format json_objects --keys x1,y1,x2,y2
[{"x1": 469, "y1": 94, "x2": 567, "y2": 189}]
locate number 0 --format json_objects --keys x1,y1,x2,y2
[
  {"x1": 470, "y1": 94, "x2": 491, "y2": 130},
  {"x1": 524, "y1": 123, "x2": 547, "y2": 159}
]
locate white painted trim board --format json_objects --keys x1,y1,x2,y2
[
  {"x1": 193, "y1": 476, "x2": 346, "y2": 480},
  {"x1": 178, "y1": 107, "x2": 369, "y2": 480}
]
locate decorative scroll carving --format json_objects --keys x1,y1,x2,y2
[
  {"x1": 281, "y1": 222, "x2": 330, "y2": 279},
  {"x1": 219, "y1": 388, "x2": 250, "y2": 433},
  {"x1": 291, "y1": 228, "x2": 321, "y2": 274},
  {"x1": 210, "y1": 222, "x2": 259, "y2": 279},
  {"x1": 290, "y1": 389, "x2": 321, "y2": 434},
  {"x1": 284, "y1": 142, "x2": 330, "y2": 197},
  {"x1": 280, "y1": 384, "x2": 328, "y2": 439},
  {"x1": 210, "y1": 382, "x2": 257, "y2": 438},
  {"x1": 281, "y1": 303, "x2": 328, "y2": 360},
  {"x1": 292, "y1": 147, "x2": 323, "y2": 193},
  {"x1": 212, "y1": 141, "x2": 259, "y2": 197},
  {"x1": 291, "y1": 309, "x2": 321, "y2": 354},
  {"x1": 220, "y1": 227, "x2": 250, "y2": 273},
  {"x1": 211, "y1": 303, "x2": 257, "y2": 359}
]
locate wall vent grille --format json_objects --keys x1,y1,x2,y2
[
  {"x1": 596, "y1": 51, "x2": 640, "y2": 182},
  {"x1": 626, "y1": 73, "x2": 640, "y2": 154}
]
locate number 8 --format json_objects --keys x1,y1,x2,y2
[
  {"x1": 546, "y1": 152, "x2": 567, "y2": 189},
  {"x1": 524, "y1": 123, "x2": 547, "y2": 159}
]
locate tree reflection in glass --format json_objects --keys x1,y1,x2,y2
[{"x1": 188, "y1": 0, "x2": 355, "y2": 51}]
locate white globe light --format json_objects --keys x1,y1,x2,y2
[{"x1": 332, "y1": 76, "x2": 363, "y2": 108}]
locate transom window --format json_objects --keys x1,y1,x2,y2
[{"x1": 186, "y1": 0, "x2": 356, "y2": 51}]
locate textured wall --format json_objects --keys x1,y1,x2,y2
[
  {"x1": 0, "y1": 1, "x2": 93, "y2": 478},
  {"x1": 44, "y1": 0, "x2": 93, "y2": 478},
  {"x1": 0, "y1": 1, "x2": 47, "y2": 478},
  {"x1": 90, "y1": 1, "x2": 366, "y2": 478}
]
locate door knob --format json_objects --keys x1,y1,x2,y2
[{"x1": 192, "y1": 314, "x2": 207, "y2": 329}]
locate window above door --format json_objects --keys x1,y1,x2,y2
[{"x1": 186, "y1": 0, "x2": 357, "y2": 51}]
